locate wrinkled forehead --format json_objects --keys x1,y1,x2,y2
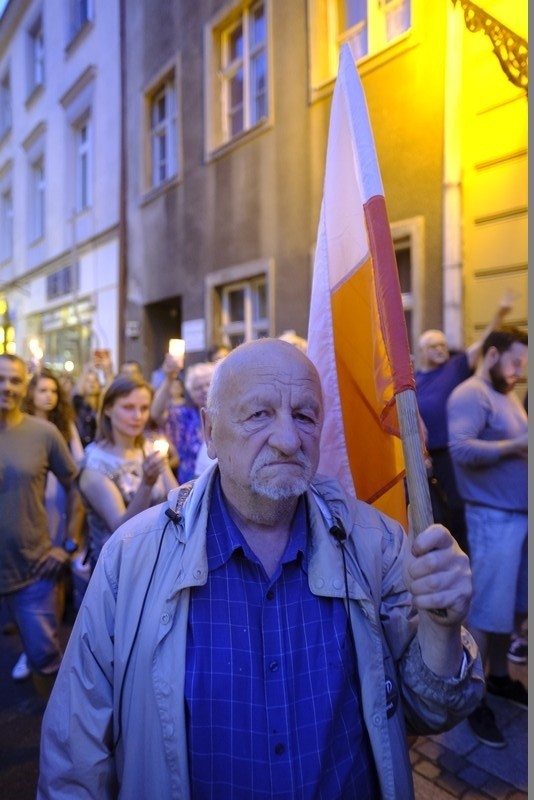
[{"x1": 225, "y1": 360, "x2": 323, "y2": 411}]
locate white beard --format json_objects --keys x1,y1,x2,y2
[{"x1": 249, "y1": 448, "x2": 314, "y2": 500}]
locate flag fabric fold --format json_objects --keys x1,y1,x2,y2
[{"x1": 307, "y1": 45, "x2": 415, "y2": 527}]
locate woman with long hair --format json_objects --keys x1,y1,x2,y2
[
  {"x1": 22, "y1": 367, "x2": 85, "y2": 547},
  {"x1": 79, "y1": 375, "x2": 178, "y2": 568}
]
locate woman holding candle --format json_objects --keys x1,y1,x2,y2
[{"x1": 79, "y1": 375, "x2": 178, "y2": 569}]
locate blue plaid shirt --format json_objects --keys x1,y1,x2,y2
[{"x1": 185, "y1": 478, "x2": 379, "y2": 799}]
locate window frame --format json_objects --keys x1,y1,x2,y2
[
  {"x1": 204, "y1": 0, "x2": 273, "y2": 158},
  {"x1": 141, "y1": 58, "x2": 181, "y2": 198},
  {"x1": 60, "y1": 66, "x2": 96, "y2": 220},
  {"x1": 31, "y1": 155, "x2": 46, "y2": 242},
  {"x1": 205, "y1": 258, "x2": 273, "y2": 348},
  {"x1": 74, "y1": 115, "x2": 92, "y2": 213},
  {"x1": 0, "y1": 185, "x2": 13, "y2": 263},
  {"x1": 220, "y1": 277, "x2": 269, "y2": 346},
  {"x1": 390, "y1": 215, "x2": 424, "y2": 354},
  {"x1": 308, "y1": 0, "x2": 413, "y2": 99},
  {"x1": 149, "y1": 78, "x2": 178, "y2": 189},
  {"x1": 69, "y1": 0, "x2": 94, "y2": 41},
  {"x1": 0, "y1": 69, "x2": 12, "y2": 140},
  {"x1": 27, "y1": 13, "x2": 45, "y2": 97}
]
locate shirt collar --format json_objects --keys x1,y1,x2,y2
[{"x1": 207, "y1": 475, "x2": 308, "y2": 572}]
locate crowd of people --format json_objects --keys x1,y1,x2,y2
[
  {"x1": 0, "y1": 313, "x2": 527, "y2": 797},
  {"x1": 0, "y1": 346, "x2": 220, "y2": 695}
]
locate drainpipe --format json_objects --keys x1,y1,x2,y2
[
  {"x1": 117, "y1": 0, "x2": 127, "y2": 365},
  {"x1": 442, "y1": 3, "x2": 463, "y2": 350}
]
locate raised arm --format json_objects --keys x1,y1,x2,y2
[
  {"x1": 150, "y1": 353, "x2": 183, "y2": 424},
  {"x1": 465, "y1": 290, "x2": 514, "y2": 369}
]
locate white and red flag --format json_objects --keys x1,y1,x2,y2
[{"x1": 307, "y1": 44, "x2": 416, "y2": 529}]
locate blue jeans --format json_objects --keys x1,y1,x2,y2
[
  {"x1": 3, "y1": 579, "x2": 62, "y2": 674},
  {"x1": 466, "y1": 504, "x2": 528, "y2": 634}
]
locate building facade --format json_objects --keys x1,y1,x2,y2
[
  {"x1": 0, "y1": 0, "x2": 121, "y2": 376},
  {"x1": 122, "y1": 0, "x2": 528, "y2": 378},
  {"x1": 0, "y1": 0, "x2": 527, "y2": 383}
]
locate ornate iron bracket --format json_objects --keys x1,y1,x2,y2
[{"x1": 452, "y1": 0, "x2": 528, "y2": 94}]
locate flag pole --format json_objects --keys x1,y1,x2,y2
[{"x1": 395, "y1": 390, "x2": 434, "y2": 535}]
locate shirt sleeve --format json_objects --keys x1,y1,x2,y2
[
  {"x1": 447, "y1": 381, "x2": 504, "y2": 466},
  {"x1": 48, "y1": 427, "x2": 78, "y2": 484}
]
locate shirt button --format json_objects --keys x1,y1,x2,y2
[
  {"x1": 269, "y1": 661, "x2": 279, "y2": 672},
  {"x1": 193, "y1": 568, "x2": 203, "y2": 579},
  {"x1": 372, "y1": 714, "x2": 382, "y2": 726},
  {"x1": 161, "y1": 612, "x2": 170, "y2": 624},
  {"x1": 266, "y1": 590, "x2": 275, "y2": 600},
  {"x1": 274, "y1": 743, "x2": 285, "y2": 755},
  {"x1": 333, "y1": 578, "x2": 343, "y2": 590}
]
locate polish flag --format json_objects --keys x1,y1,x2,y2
[{"x1": 307, "y1": 45, "x2": 416, "y2": 528}]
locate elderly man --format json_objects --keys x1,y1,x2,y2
[{"x1": 38, "y1": 339, "x2": 483, "y2": 800}]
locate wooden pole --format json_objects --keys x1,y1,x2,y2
[
  {"x1": 396, "y1": 388, "x2": 447, "y2": 617},
  {"x1": 395, "y1": 388, "x2": 433, "y2": 535}
]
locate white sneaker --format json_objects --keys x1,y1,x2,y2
[{"x1": 11, "y1": 652, "x2": 31, "y2": 681}]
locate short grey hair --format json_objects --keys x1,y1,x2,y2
[{"x1": 184, "y1": 361, "x2": 216, "y2": 394}]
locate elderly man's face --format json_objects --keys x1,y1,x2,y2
[
  {"x1": 420, "y1": 334, "x2": 449, "y2": 369},
  {"x1": 204, "y1": 344, "x2": 323, "y2": 503}
]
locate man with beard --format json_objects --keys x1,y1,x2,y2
[
  {"x1": 415, "y1": 292, "x2": 514, "y2": 553},
  {"x1": 448, "y1": 326, "x2": 528, "y2": 748},
  {"x1": 38, "y1": 338, "x2": 483, "y2": 800}
]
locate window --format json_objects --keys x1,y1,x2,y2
[
  {"x1": 31, "y1": 157, "x2": 45, "y2": 241},
  {"x1": 220, "y1": 277, "x2": 268, "y2": 347},
  {"x1": 394, "y1": 235, "x2": 413, "y2": 350},
  {"x1": 75, "y1": 118, "x2": 92, "y2": 211},
  {"x1": 28, "y1": 15, "x2": 45, "y2": 95},
  {"x1": 337, "y1": 0, "x2": 411, "y2": 60},
  {"x1": 309, "y1": 0, "x2": 411, "y2": 90},
  {"x1": 149, "y1": 77, "x2": 178, "y2": 188},
  {"x1": 205, "y1": 0, "x2": 271, "y2": 152},
  {"x1": 60, "y1": 67, "x2": 95, "y2": 215},
  {"x1": 0, "y1": 70, "x2": 11, "y2": 139},
  {"x1": 70, "y1": 0, "x2": 93, "y2": 40},
  {"x1": 47, "y1": 264, "x2": 79, "y2": 301},
  {"x1": 390, "y1": 216, "x2": 424, "y2": 353},
  {"x1": 0, "y1": 188, "x2": 13, "y2": 261}
]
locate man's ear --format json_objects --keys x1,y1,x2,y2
[
  {"x1": 486, "y1": 345, "x2": 500, "y2": 366},
  {"x1": 201, "y1": 408, "x2": 217, "y2": 459}
]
